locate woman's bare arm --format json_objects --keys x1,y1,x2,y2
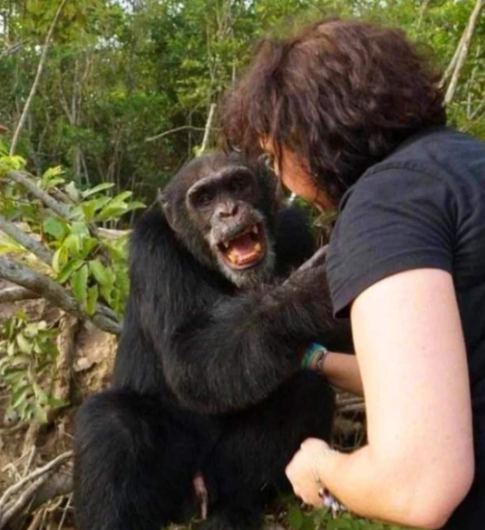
[
  {"x1": 318, "y1": 352, "x2": 364, "y2": 396},
  {"x1": 286, "y1": 268, "x2": 474, "y2": 529}
]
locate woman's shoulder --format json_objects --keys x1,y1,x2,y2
[{"x1": 362, "y1": 126, "x2": 485, "y2": 187}]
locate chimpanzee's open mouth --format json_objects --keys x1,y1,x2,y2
[{"x1": 217, "y1": 223, "x2": 266, "y2": 270}]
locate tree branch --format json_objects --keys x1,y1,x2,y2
[
  {"x1": 0, "y1": 214, "x2": 53, "y2": 265},
  {"x1": 5, "y1": 170, "x2": 70, "y2": 219},
  {"x1": 199, "y1": 103, "x2": 217, "y2": 155},
  {"x1": 444, "y1": 0, "x2": 485, "y2": 105},
  {"x1": 9, "y1": 0, "x2": 70, "y2": 155},
  {"x1": 0, "y1": 257, "x2": 121, "y2": 334},
  {"x1": 0, "y1": 286, "x2": 40, "y2": 303},
  {"x1": 0, "y1": 451, "x2": 72, "y2": 513},
  {"x1": 145, "y1": 125, "x2": 209, "y2": 143}
]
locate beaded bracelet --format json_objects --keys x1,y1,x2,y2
[{"x1": 301, "y1": 342, "x2": 328, "y2": 370}]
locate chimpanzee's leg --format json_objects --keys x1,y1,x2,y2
[
  {"x1": 74, "y1": 389, "x2": 210, "y2": 530},
  {"x1": 201, "y1": 370, "x2": 335, "y2": 530}
]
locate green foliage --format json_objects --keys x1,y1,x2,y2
[
  {"x1": 284, "y1": 500, "x2": 413, "y2": 530},
  {"x1": 0, "y1": 0, "x2": 480, "y2": 202},
  {"x1": 0, "y1": 311, "x2": 64, "y2": 423},
  {"x1": 1, "y1": 153, "x2": 141, "y2": 316}
]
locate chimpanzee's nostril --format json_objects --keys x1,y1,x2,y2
[{"x1": 219, "y1": 202, "x2": 238, "y2": 218}]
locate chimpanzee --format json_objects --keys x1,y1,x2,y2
[{"x1": 74, "y1": 153, "x2": 351, "y2": 530}]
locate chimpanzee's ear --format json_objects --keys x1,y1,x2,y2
[{"x1": 157, "y1": 189, "x2": 176, "y2": 232}]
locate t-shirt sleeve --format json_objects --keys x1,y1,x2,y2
[{"x1": 326, "y1": 167, "x2": 456, "y2": 318}]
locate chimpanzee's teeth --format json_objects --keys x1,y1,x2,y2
[
  {"x1": 251, "y1": 225, "x2": 259, "y2": 235},
  {"x1": 221, "y1": 241, "x2": 229, "y2": 249}
]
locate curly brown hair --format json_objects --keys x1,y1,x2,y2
[{"x1": 220, "y1": 19, "x2": 446, "y2": 201}]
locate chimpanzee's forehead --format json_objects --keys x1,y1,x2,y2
[
  {"x1": 167, "y1": 153, "x2": 248, "y2": 194},
  {"x1": 197, "y1": 152, "x2": 246, "y2": 174}
]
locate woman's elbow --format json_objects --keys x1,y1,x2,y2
[{"x1": 392, "y1": 457, "x2": 475, "y2": 530}]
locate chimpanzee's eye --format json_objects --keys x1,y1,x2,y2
[{"x1": 193, "y1": 189, "x2": 214, "y2": 207}]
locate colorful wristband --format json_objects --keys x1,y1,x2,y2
[{"x1": 301, "y1": 342, "x2": 328, "y2": 369}]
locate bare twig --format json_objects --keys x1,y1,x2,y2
[
  {"x1": 336, "y1": 396, "x2": 364, "y2": 407},
  {"x1": 0, "y1": 423, "x2": 26, "y2": 436},
  {"x1": 0, "y1": 286, "x2": 40, "y2": 303},
  {"x1": 9, "y1": 0, "x2": 70, "y2": 154},
  {"x1": 417, "y1": 0, "x2": 432, "y2": 30},
  {"x1": 338, "y1": 403, "x2": 366, "y2": 414},
  {"x1": 0, "y1": 214, "x2": 53, "y2": 264},
  {"x1": 145, "y1": 125, "x2": 208, "y2": 143},
  {"x1": 199, "y1": 103, "x2": 217, "y2": 155},
  {"x1": 0, "y1": 475, "x2": 51, "y2": 528},
  {"x1": 57, "y1": 493, "x2": 72, "y2": 530},
  {"x1": 23, "y1": 447, "x2": 37, "y2": 478},
  {"x1": 0, "y1": 41, "x2": 26, "y2": 61},
  {"x1": 444, "y1": 0, "x2": 485, "y2": 105},
  {"x1": 0, "y1": 451, "x2": 72, "y2": 516},
  {"x1": 25, "y1": 509, "x2": 44, "y2": 530},
  {"x1": 441, "y1": 29, "x2": 466, "y2": 88}
]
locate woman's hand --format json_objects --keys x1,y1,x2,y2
[{"x1": 285, "y1": 438, "x2": 335, "y2": 507}]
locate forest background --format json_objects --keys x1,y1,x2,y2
[{"x1": 0, "y1": 1, "x2": 484, "y2": 530}]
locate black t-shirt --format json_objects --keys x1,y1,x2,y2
[{"x1": 327, "y1": 127, "x2": 485, "y2": 529}]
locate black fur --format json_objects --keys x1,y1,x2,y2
[{"x1": 74, "y1": 154, "x2": 350, "y2": 530}]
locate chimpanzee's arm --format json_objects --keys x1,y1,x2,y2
[{"x1": 114, "y1": 209, "x2": 343, "y2": 414}]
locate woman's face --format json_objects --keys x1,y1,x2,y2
[{"x1": 261, "y1": 139, "x2": 334, "y2": 211}]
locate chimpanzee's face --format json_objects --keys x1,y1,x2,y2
[{"x1": 161, "y1": 154, "x2": 277, "y2": 288}]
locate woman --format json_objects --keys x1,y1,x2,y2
[{"x1": 221, "y1": 19, "x2": 485, "y2": 530}]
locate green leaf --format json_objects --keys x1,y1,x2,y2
[
  {"x1": 89, "y1": 259, "x2": 111, "y2": 286},
  {"x1": 57, "y1": 258, "x2": 84, "y2": 283},
  {"x1": 11, "y1": 385, "x2": 31, "y2": 408},
  {"x1": 43, "y1": 216, "x2": 68, "y2": 240},
  {"x1": 70, "y1": 264, "x2": 89, "y2": 306},
  {"x1": 287, "y1": 505, "x2": 304, "y2": 530},
  {"x1": 111, "y1": 191, "x2": 133, "y2": 203},
  {"x1": 71, "y1": 221, "x2": 90, "y2": 237},
  {"x1": 16, "y1": 333, "x2": 33, "y2": 354},
  {"x1": 86, "y1": 285, "x2": 99, "y2": 315},
  {"x1": 95, "y1": 203, "x2": 129, "y2": 222},
  {"x1": 52, "y1": 245, "x2": 69, "y2": 273},
  {"x1": 326, "y1": 518, "x2": 353, "y2": 530},
  {"x1": 41, "y1": 166, "x2": 64, "y2": 189},
  {"x1": 80, "y1": 200, "x2": 98, "y2": 222},
  {"x1": 63, "y1": 234, "x2": 81, "y2": 255},
  {"x1": 0, "y1": 241, "x2": 27, "y2": 256},
  {"x1": 79, "y1": 237, "x2": 98, "y2": 258},
  {"x1": 81, "y1": 182, "x2": 114, "y2": 198},
  {"x1": 65, "y1": 181, "x2": 81, "y2": 202}
]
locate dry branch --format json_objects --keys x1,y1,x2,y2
[
  {"x1": 200, "y1": 103, "x2": 217, "y2": 154},
  {"x1": 5, "y1": 170, "x2": 70, "y2": 219},
  {"x1": 0, "y1": 214, "x2": 53, "y2": 265},
  {"x1": 145, "y1": 125, "x2": 208, "y2": 143},
  {"x1": 444, "y1": 0, "x2": 485, "y2": 104},
  {"x1": 338, "y1": 403, "x2": 366, "y2": 414},
  {"x1": 0, "y1": 451, "x2": 72, "y2": 527},
  {"x1": 0, "y1": 257, "x2": 121, "y2": 334},
  {"x1": 9, "y1": 0, "x2": 70, "y2": 155},
  {"x1": 0, "y1": 286, "x2": 40, "y2": 303},
  {"x1": 8, "y1": 472, "x2": 73, "y2": 530}
]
